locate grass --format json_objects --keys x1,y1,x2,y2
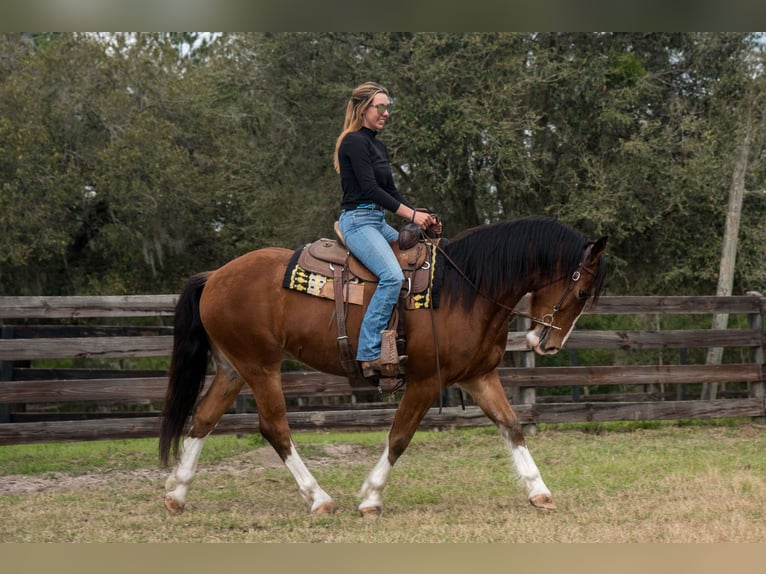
[
  {"x1": 0, "y1": 434, "x2": 254, "y2": 475},
  {"x1": 1, "y1": 420, "x2": 765, "y2": 542}
]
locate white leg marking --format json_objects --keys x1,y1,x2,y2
[
  {"x1": 283, "y1": 442, "x2": 334, "y2": 512},
  {"x1": 358, "y1": 444, "x2": 392, "y2": 512},
  {"x1": 165, "y1": 436, "x2": 206, "y2": 508},
  {"x1": 500, "y1": 428, "x2": 551, "y2": 499},
  {"x1": 511, "y1": 445, "x2": 551, "y2": 498}
]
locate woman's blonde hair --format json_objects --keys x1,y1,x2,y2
[{"x1": 333, "y1": 82, "x2": 389, "y2": 173}]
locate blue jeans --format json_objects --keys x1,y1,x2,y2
[{"x1": 338, "y1": 209, "x2": 403, "y2": 362}]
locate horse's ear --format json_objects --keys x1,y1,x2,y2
[{"x1": 587, "y1": 236, "x2": 608, "y2": 262}]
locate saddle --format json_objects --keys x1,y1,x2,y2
[
  {"x1": 296, "y1": 225, "x2": 431, "y2": 302},
  {"x1": 290, "y1": 223, "x2": 435, "y2": 384}
]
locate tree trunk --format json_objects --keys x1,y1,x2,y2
[{"x1": 701, "y1": 132, "x2": 751, "y2": 400}]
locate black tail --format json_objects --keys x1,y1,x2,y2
[{"x1": 159, "y1": 273, "x2": 211, "y2": 466}]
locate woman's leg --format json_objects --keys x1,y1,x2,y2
[{"x1": 339, "y1": 210, "x2": 403, "y2": 361}]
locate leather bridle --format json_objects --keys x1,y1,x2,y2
[
  {"x1": 424, "y1": 234, "x2": 599, "y2": 331},
  {"x1": 532, "y1": 259, "x2": 598, "y2": 345},
  {"x1": 417, "y1": 230, "x2": 598, "y2": 410},
  {"x1": 538, "y1": 242, "x2": 599, "y2": 318}
]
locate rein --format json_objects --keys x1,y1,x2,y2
[
  {"x1": 408, "y1": 228, "x2": 596, "y2": 411},
  {"x1": 423, "y1": 234, "x2": 595, "y2": 330}
]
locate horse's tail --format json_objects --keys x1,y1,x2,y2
[{"x1": 159, "y1": 272, "x2": 211, "y2": 466}]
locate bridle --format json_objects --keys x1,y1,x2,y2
[
  {"x1": 528, "y1": 258, "x2": 596, "y2": 330},
  {"x1": 424, "y1": 234, "x2": 598, "y2": 331},
  {"x1": 533, "y1": 259, "x2": 597, "y2": 343},
  {"x1": 418, "y1": 229, "x2": 598, "y2": 411}
]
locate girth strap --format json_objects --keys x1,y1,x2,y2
[{"x1": 333, "y1": 264, "x2": 361, "y2": 379}]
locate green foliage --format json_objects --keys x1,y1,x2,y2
[{"x1": 1, "y1": 32, "x2": 765, "y2": 297}]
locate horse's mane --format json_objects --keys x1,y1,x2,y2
[{"x1": 440, "y1": 216, "x2": 606, "y2": 310}]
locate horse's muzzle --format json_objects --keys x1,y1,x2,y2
[{"x1": 525, "y1": 329, "x2": 560, "y2": 355}]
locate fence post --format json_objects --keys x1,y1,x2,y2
[
  {"x1": 677, "y1": 348, "x2": 688, "y2": 400},
  {"x1": 518, "y1": 316, "x2": 537, "y2": 436},
  {"x1": 0, "y1": 325, "x2": 13, "y2": 423},
  {"x1": 570, "y1": 350, "x2": 580, "y2": 402},
  {"x1": 235, "y1": 394, "x2": 248, "y2": 439},
  {"x1": 747, "y1": 291, "x2": 765, "y2": 424}
]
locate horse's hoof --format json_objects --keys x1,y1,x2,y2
[
  {"x1": 313, "y1": 501, "x2": 338, "y2": 515},
  {"x1": 359, "y1": 505, "x2": 382, "y2": 517},
  {"x1": 529, "y1": 494, "x2": 556, "y2": 510},
  {"x1": 165, "y1": 496, "x2": 185, "y2": 516}
]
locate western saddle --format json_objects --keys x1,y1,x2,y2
[{"x1": 294, "y1": 222, "x2": 432, "y2": 386}]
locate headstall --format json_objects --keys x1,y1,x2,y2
[{"x1": 425, "y1": 234, "x2": 597, "y2": 331}]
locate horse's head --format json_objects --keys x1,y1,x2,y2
[{"x1": 525, "y1": 236, "x2": 607, "y2": 355}]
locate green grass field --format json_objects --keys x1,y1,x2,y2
[{"x1": 1, "y1": 420, "x2": 764, "y2": 542}]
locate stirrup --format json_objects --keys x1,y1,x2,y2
[
  {"x1": 360, "y1": 355, "x2": 408, "y2": 379},
  {"x1": 377, "y1": 377, "x2": 405, "y2": 395}
]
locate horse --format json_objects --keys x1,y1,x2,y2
[{"x1": 159, "y1": 216, "x2": 607, "y2": 516}]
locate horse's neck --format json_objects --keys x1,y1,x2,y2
[{"x1": 451, "y1": 292, "x2": 518, "y2": 342}]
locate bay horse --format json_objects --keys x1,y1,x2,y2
[{"x1": 159, "y1": 216, "x2": 607, "y2": 516}]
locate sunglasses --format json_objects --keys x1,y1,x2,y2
[{"x1": 369, "y1": 103, "x2": 392, "y2": 114}]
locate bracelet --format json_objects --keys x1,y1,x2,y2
[{"x1": 411, "y1": 209, "x2": 417, "y2": 223}]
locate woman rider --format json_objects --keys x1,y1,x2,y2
[{"x1": 333, "y1": 81, "x2": 438, "y2": 380}]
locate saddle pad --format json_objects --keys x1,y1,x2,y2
[
  {"x1": 282, "y1": 248, "x2": 365, "y2": 305},
  {"x1": 282, "y1": 238, "x2": 446, "y2": 309},
  {"x1": 406, "y1": 239, "x2": 445, "y2": 310}
]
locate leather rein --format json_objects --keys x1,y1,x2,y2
[
  {"x1": 419, "y1": 232, "x2": 598, "y2": 412},
  {"x1": 423, "y1": 233, "x2": 598, "y2": 330}
]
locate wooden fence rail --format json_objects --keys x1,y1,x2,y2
[{"x1": 0, "y1": 293, "x2": 764, "y2": 445}]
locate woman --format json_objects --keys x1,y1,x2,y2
[{"x1": 333, "y1": 81, "x2": 437, "y2": 380}]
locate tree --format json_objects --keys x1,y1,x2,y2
[
  {"x1": 0, "y1": 33, "x2": 239, "y2": 294},
  {"x1": 699, "y1": 34, "x2": 766, "y2": 399},
  {"x1": 1, "y1": 32, "x2": 765, "y2": 300}
]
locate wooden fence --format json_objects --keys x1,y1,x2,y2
[{"x1": 0, "y1": 293, "x2": 764, "y2": 445}]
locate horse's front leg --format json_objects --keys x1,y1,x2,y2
[
  {"x1": 459, "y1": 370, "x2": 556, "y2": 510},
  {"x1": 358, "y1": 381, "x2": 440, "y2": 515}
]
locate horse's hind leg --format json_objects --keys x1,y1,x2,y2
[
  {"x1": 165, "y1": 348, "x2": 243, "y2": 515},
  {"x1": 459, "y1": 370, "x2": 556, "y2": 510},
  {"x1": 245, "y1": 368, "x2": 337, "y2": 515}
]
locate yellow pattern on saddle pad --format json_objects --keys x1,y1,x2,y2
[
  {"x1": 282, "y1": 240, "x2": 443, "y2": 309},
  {"x1": 285, "y1": 261, "x2": 365, "y2": 305},
  {"x1": 287, "y1": 263, "x2": 327, "y2": 297},
  {"x1": 406, "y1": 239, "x2": 440, "y2": 310}
]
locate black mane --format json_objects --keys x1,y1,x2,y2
[{"x1": 440, "y1": 216, "x2": 605, "y2": 309}]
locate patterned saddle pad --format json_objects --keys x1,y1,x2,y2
[{"x1": 282, "y1": 238, "x2": 445, "y2": 309}]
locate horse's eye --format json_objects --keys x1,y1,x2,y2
[{"x1": 578, "y1": 289, "x2": 590, "y2": 301}]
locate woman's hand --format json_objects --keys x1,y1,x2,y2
[
  {"x1": 428, "y1": 216, "x2": 443, "y2": 236},
  {"x1": 396, "y1": 205, "x2": 442, "y2": 234},
  {"x1": 411, "y1": 210, "x2": 433, "y2": 229}
]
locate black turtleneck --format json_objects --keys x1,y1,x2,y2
[{"x1": 338, "y1": 127, "x2": 412, "y2": 213}]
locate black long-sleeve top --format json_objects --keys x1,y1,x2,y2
[{"x1": 339, "y1": 127, "x2": 413, "y2": 213}]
